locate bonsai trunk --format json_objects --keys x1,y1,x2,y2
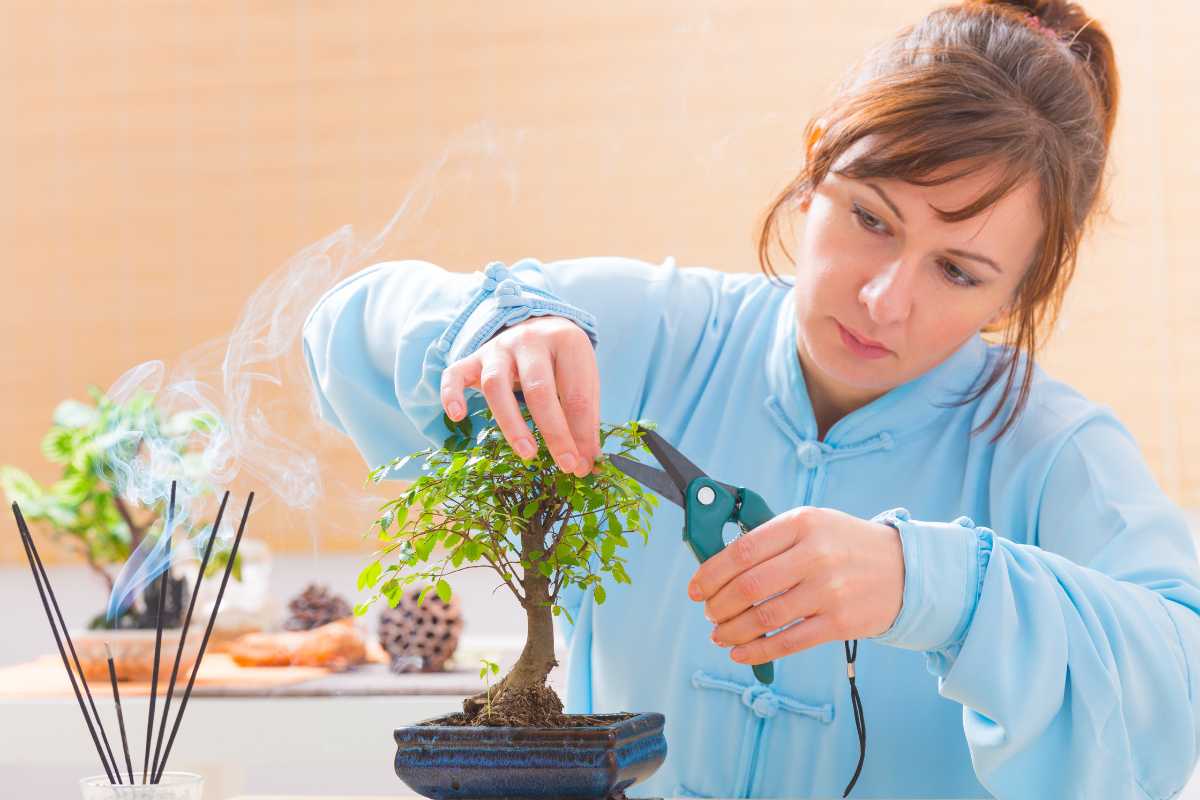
[
  {"x1": 505, "y1": 581, "x2": 557, "y2": 693},
  {"x1": 462, "y1": 529, "x2": 559, "y2": 720}
]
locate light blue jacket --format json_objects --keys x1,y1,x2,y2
[{"x1": 302, "y1": 256, "x2": 1200, "y2": 799}]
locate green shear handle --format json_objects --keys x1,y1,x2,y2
[{"x1": 684, "y1": 476, "x2": 776, "y2": 685}]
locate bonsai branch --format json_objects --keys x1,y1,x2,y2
[
  {"x1": 63, "y1": 532, "x2": 115, "y2": 592},
  {"x1": 112, "y1": 492, "x2": 157, "y2": 553},
  {"x1": 477, "y1": 548, "x2": 525, "y2": 605}
]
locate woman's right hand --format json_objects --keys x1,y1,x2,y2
[{"x1": 440, "y1": 316, "x2": 600, "y2": 477}]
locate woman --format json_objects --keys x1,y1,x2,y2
[{"x1": 302, "y1": 1, "x2": 1200, "y2": 797}]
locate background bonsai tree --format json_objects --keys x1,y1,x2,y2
[
  {"x1": 1, "y1": 387, "x2": 232, "y2": 628},
  {"x1": 357, "y1": 406, "x2": 658, "y2": 726}
]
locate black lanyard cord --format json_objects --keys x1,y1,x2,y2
[{"x1": 842, "y1": 639, "x2": 866, "y2": 797}]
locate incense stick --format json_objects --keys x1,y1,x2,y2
[
  {"x1": 149, "y1": 490, "x2": 230, "y2": 782},
  {"x1": 11, "y1": 502, "x2": 118, "y2": 784},
  {"x1": 105, "y1": 644, "x2": 136, "y2": 785},
  {"x1": 153, "y1": 492, "x2": 253, "y2": 783},
  {"x1": 143, "y1": 481, "x2": 175, "y2": 783}
]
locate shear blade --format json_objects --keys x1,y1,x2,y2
[
  {"x1": 611, "y1": 429, "x2": 739, "y2": 503},
  {"x1": 641, "y1": 429, "x2": 706, "y2": 493},
  {"x1": 642, "y1": 429, "x2": 739, "y2": 495},
  {"x1": 608, "y1": 454, "x2": 685, "y2": 509}
]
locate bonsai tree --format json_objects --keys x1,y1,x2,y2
[
  {"x1": 357, "y1": 406, "x2": 659, "y2": 726},
  {"x1": 1, "y1": 387, "x2": 231, "y2": 628}
]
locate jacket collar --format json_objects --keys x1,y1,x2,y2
[{"x1": 763, "y1": 287, "x2": 991, "y2": 449}]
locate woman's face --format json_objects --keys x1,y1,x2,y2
[{"x1": 793, "y1": 145, "x2": 1042, "y2": 414}]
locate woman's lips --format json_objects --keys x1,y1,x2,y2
[{"x1": 836, "y1": 320, "x2": 892, "y2": 359}]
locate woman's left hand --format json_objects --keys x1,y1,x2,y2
[{"x1": 686, "y1": 506, "x2": 905, "y2": 665}]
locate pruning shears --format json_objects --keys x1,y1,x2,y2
[
  {"x1": 609, "y1": 428, "x2": 776, "y2": 685},
  {"x1": 609, "y1": 427, "x2": 869, "y2": 796}
]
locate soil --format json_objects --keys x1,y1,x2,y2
[{"x1": 429, "y1": 683, "x2": 634, "y2": 728}]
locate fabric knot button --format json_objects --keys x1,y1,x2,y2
[
  {"x1": 796, "y1": 441, "x2": 823, "y2": 469},
  {"x1": 953, "y1": 515, "x2": 976, "y2": 529},
  {"x1": 495, "y1": 279, "x2": 521, "y2": 297},
  {"x1": 873, "y1": 507, "x2": 911, "y2": 530},
  {"x1": 435, "y1": 338, "x2": 451, "y2": 353},
  {"x1": 483, "y1": 262, "x2": 509, "y2": 280},
  {"x1": 741, "y1": 685, "x2": 779, "y2": 718}
]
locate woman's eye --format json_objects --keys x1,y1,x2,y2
[
  {"x1": 851, "y1": 203, "x2": 887, "y2": 234},
  {"x1": 939, "y1": 259, "x2": 978, "y2": 287}
]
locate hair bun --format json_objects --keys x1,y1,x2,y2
[{"x1": 979, "y1": 0, "x2": 1118, "y2": 145}]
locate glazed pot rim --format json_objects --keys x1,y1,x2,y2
[{"x1": 396, "y1": 710, "x2": 665, "y2": 745}]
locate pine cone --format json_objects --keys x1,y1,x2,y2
[
  {"x1": 378, "y1": 585, "x2": 463, "y2": 673},
  {"x1": 283, "y1": 584, "x2": 353, "y2": 631}
]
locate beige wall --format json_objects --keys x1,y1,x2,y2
[{"x1": 2, "y1": 1, "x2": 1197, "y2": 566}]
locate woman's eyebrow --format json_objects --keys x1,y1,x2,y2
[
  {"x1": 864, "y1": 181, "x2": 905, "y2": 222},
  {"x1": 946, "y1": 248, "x2": 1003, "y2": 274}
]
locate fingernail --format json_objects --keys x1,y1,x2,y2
[
  {"x1": 516, "y1": 439, "x2": 536, "y2": 459},
  {"x1": 687, "y1": 583, "x2": 702, "y2": 600},
  {"x1": 710, "y1": 631, "x2": 725, "y2": 647},
  {"x1": 447, "y1": 401, "x2": 463, "y2": 419},
  {"x1": 559, "y1": 454, "x2": 577, "y2": 473}
]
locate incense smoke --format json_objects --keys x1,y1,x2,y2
[{"x1": 105, "y1": 123, "x2": 518, "y2": 622}]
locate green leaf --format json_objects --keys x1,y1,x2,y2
[
  {"x1": 358, "y1": 561, "x2": 382, "y2": 591},
  {"x1": 435, "y1": 579, "x2": 452, "y2": 603},
  {"x1": 463, "y1": 539, "x2": 482, "y2": 561},
  {"x1": 389, "y1": 454, "x2": 415, "y2": 474},
  {"x1": 554, "y1": 475, "x2": 573, "y2": 497},
  {"x1": 601, "y1": 538, "x2": 616, "y2": 560},
  {"x1": 594, "y1": 585, "x2": 606, "y2": 605},
  {"x1": 40, "y1": 428, "x2": 75, "y2": 464},
  {"x1": 381, "y1": 579, "x2": 403, "y2": 606},
  {"x1": 414, "y1": 531, "x2": 440, "y2": 561},
  {"x1": 0, "y1": 466, "x2": 43, "y2": 505}
]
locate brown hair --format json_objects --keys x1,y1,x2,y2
[{"x1": 758, "y1": 0, "x2": 1119, "y2": 440}]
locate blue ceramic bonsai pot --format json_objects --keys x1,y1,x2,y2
[{"x1": 394, "y1": 711, "x2": 667, "y2": 799}]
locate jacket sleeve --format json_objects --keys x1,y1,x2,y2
[{"x1": 872, "y1": 413, "x2": 1200, "y2": 799}]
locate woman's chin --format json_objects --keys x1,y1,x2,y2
[{"x1": 811, "y1": 338, "x2": 901, "y2": 393}]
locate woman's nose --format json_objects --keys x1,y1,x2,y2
[{"x1": 858, "y1": 259, "x2": 914, "y2": 326}]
